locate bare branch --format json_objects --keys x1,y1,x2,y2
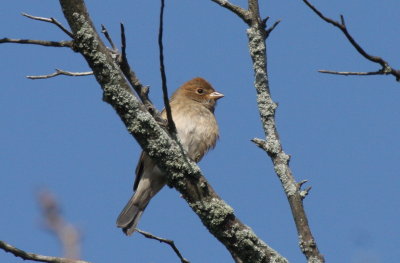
[
  {"x1": 27, "y1": 69, "x2": 93, "y2": 79},
  {"x1": 22, "y1": 13, "x2": 73, "y2": 38},
  {"x1": 158, "y1": 0, "x2": 176, "y2": 134},
  {"x1": 298, "y1": 180, "x2": 308, "y2": 188},
  {"x1": 0, "y1": 240, "x2": 89, "y2": 263},
  {"x1": 136, "y1": 229, "x2": 190, "y2": 263},
  {"x1": 101, "y1": 24, "x2": 117, "y2": 51},
  {"x1": 210, "y1": 0, "x2": 251, "y2": 24},
  {"x1": 0, "y1": 38, "x2": 72, "y2": 48},
  {"x1": 302, "y1": 0, "x2": 400, "y2": 82},
  {"x1": 300, "y1": 186, "x2": 312, "y2": 200},
  {"x1": 265, "y1": 19, "x2": 281, "y2": 39},
  {"x1": 318, "y1": 69, "x2": 386, "y2": 76},
  {"x1": 119, "y1": 23, "x2": 161, "y2": 118}
]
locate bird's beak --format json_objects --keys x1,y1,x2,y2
[{"x1": 209, "y1": 91, "x2": 224, "y2": 100}]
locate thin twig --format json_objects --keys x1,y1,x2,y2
[
  {"x1": 302, "y1": 0, "x2": 400, "y2": 82},
  {"x1": 136, "y1": 229, "x2": 190, "y2": 263},
  {"x1": 265, "y1": 19, "x2": 281, "y2": 39},
  {"x1": 0, "y1": 240, "x2": 89, "y2": 263},
  {"x1": 210, "y1": 0, "x2": 251, "y2": 24},
  {"x1": 101, "y1": 24, "x2": 117, "y2": 51},
  {"x1": 118, "y1": 23, "x2": 160, "y2": 118},
  {"x1": 0, "y1": 38, "x2": 72, "y2": 47},
  {"x1": 22, "y1": 13, "x2": 73, "y2": 38},
  {"x1": 318, "y1": 70, "x2": 385, "y2": 76},
  {"x1": 158, "y1": 0, "x2": 176, "y2": 134},
  {"x1": 27, "y1": 69, "x2": 93, "y2": 79}
]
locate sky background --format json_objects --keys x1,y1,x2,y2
[{"x1": 1, "y1": 1, "x2": 400, "y2": 262}]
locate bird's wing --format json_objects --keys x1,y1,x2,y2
[{"x1": 133, "y1": 151, "x2": 145, "y2": 191}]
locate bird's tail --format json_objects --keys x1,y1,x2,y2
[{"x1": 116, "y1": 195, "x2": 147, "y2": 235}]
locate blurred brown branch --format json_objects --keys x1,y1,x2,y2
[{"x1": 38, "y1": 190, "x2": 81, "y2": 259}]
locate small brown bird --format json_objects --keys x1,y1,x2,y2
[{"x1": 116, "y1": 77, "x2": 224, "y2": 235}]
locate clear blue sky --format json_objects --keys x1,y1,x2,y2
[{"x1": 1, "y1": 1, "x2": 399, "y2": 262}]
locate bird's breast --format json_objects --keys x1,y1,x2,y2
[{"x1": 172, "y1": 104, "x2": 219, "y2": 162}]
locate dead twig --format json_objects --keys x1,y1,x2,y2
[
  {"x1": 0, "y1": 240, "x2": 89, "y2": 263},
  {"x1": 27, "y1": 69, "x2": 93, "y2": 79},
  {"x1": 0, "y1": 38, "x2": 72, "y2": 47},
  {"x1": 118, "y1": 23, "x2": 160, "y2": 118},
  {"x1": 210, "y1": 0, "x2": 251, "y2": 24},
  {"x1": 318, "y1": 69, "x2": 386, "y2": 76},
  {"x1": 302, "y1": 0, "x2": 400, "y2": 81},
  {"x1": 265, "y1": 19, "x2": 281, "y2": 39},
  {"x1": 22, "y1": 13, "x2": 73, "y2": 38},
  {"x1": 101, "y1": 24, "x2": 117, "y2": 51},
  {"x1": 136, "y1": 229, "x2": 190, "y2": 263},
  {"x1": 158, "y1": 0, "x2": 176, "y2": 134}
]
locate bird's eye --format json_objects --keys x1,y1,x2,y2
[{"x1": 197, "y1": 88, "x2": 204, "y2": 94}]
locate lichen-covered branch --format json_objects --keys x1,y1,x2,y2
[
  {"x1": 57, "y1": 0, "x2": 287, "y2": 262},
  {"x1": 211, "y1": 0, "x2": 324, "y2": 262}
]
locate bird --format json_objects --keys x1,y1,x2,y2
[{"x1": 116, "y1": 77, "x2": 224, "y2": 235}]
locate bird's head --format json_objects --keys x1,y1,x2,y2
[{"x1": 172, "y1": 77, "x2": 224, "y2": 111}]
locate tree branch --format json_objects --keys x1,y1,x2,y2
[
  {"x1": 265, "y1": 19, "x2": 281, "y2": 39},
  {"x1": 119, "y1": 23, "x2": 160, "y2": 118},
  {"x1": 101, "y1": 24, "x2": 117, "y2": 51},
  {"x1": 158, "y1": 0, "x2": 176, "y2": 134},
  {"x1": 27, "y1": 69, "x2": 93, "y2": 79},
  {"x1": 215, "y1": 0, "x2": 324, "y2": 262},
  {"x1": 0, "y1": 38, "x2": 72, "y2": 48},
  {"x1": 0, "y1": 240, "x2": 89, "y2": 263},
  {"x1": 38, "y1": 191, "x2": 81, "y2": 259},
  {"x1": 21, "y1": 13, "x2": 74, "y2": 38},
  {"x1": 210, "y1": 0, "x2": 251, "y2": 24},
  {"x1": 136, "y1": 229, "x2": 190, "y2": 263},
  {"x1": 302, "y1": 0, "x2": 400, "y2": 82},
  {"x1": 57, "y1": 0, "x2": 286, "y2": 262},
  {"x1": 318, "y1": 69, "x2": 385, "y2": 76}
]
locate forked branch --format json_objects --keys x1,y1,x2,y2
[
  {"x1": 27, "y1": 69, "x2": 93, "y2": 79},
  {"x1": 21, "y1": 13, "x2": 74, "y2": 38},
  {"x1": 136, "y1": 229, "x2": 190, "y2": 263},
  {"x1": 302, "y1": 0, "x2": 400, "y2": 81}
]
